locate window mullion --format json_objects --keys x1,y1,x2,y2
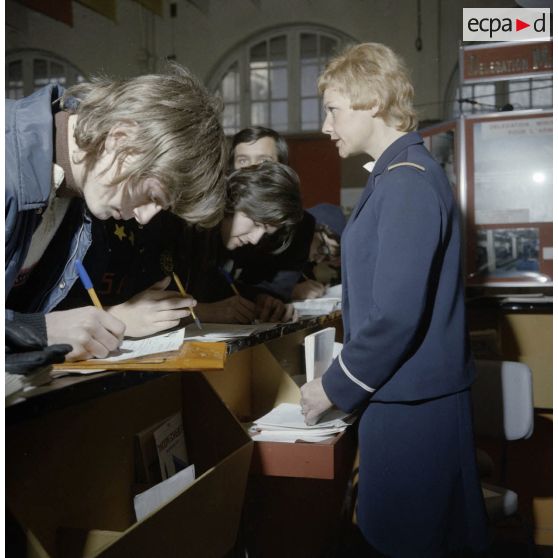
[
  {"x1": 240, "y1": 47, "x2": 251, "y2": 129},
  {"x1": 288, "y1": 30, "x2": 300, "y2": 133},
  {"x1": 23, "y1": 57, "x2": 34, "y2": 97}
]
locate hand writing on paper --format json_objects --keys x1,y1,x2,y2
[
  {"x1": 255, "y1": 294, "x2": 294, "y2": 323},
  {"x1": 292, "y1": 279, "x2": 326, "y2": 301},
  {"x1": 46, "y1": 307, "x2": 125, "y2": 361},
  {"x1": 300, "y1": 378, "x2": 334, "y2": 426},
  {"x1": 107, "y1": 277, "x2": 194, "y2": 337},
  {"x1": 196, "y1": 296, "x2": 257, "y2": 324}
]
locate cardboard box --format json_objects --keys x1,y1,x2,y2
[
  {"x1": 6, "y1": 373, "x2": 252, "y2": 557},
  {"x1": 203, "y1": 327, "x2": 357, "y2": 480}
]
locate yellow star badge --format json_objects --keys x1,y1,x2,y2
[{"x1": 114, "y1": 224, "x2": 127, "y2": 241}]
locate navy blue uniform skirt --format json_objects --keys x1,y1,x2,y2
[{"x1": 357, "y1": 389, "x2": 489, "y2": 557}]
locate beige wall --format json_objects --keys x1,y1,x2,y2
[
  {"x1": 6, "y1": 0, "x2": 517, "y2": 194},
  {"x1": 6, "y1": 0, "x2": 516, "y2": 122}
]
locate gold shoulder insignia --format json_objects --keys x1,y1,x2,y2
[{"x1": 387, "y1": 162, "x2": 426, "y2": 172}]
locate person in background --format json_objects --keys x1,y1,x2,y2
[
  {"x1": 188, "y1": 161, "x2": 303, "y2": 323},
  {"x1": 5, "y1": 63, "x2": 228, "y2": 361},
  {"x1": 229, "y1": 127, "x2": 317, "y2": 303},
  {"x1": 300, "y1": 43, "x2": 488, "y2": 557},
  {"x1": 292, "y1": 203, "x2": 346, "y2": 300}
]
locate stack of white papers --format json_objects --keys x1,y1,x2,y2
[{"x1": 249, "y1": 403, "x2": 353, "y2": 443}]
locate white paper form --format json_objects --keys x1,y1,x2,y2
[
  {"x1": 183, "y1": 322, "x2": 276, "y2": 341},
  {"x1": 292, "y1": 297, "x2": 341, "y2": 316},
  {"x1": 253, "y1": 402, "x2": 351, "y2": 430},
  {"x1": 100, "y1": 328, "x2": 185, "y2": 362},
  {"x1": 134, "y1": 464, "x2": 196, "y2": 522}
]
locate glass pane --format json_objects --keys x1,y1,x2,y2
[
  {"x1": 508, "y1": 80, "x2": 530, "y2": 110},
  {"x1": 532, "y1": 78, "x2": 552, "y2": 108},
  {"x1": 8, "y1": 60, "x2": 22, "y2": 80},
  {"x1": 270, "y1": 36, "x2": 287, "y2": 61},
  {"x1": 251, "y1": 102, "x2": 268, "y2": 126},
  {"x1": 50, "y1": 61, "x2": 64, "y2": 78},
  {"x1": 221, "y1": 66, "x2": 239, "y2": 102},
  {"x1": 320, "y1": 36, "x2": 337, "y2": 59},
  {"x1": 250, "y1": 67, "x2": 268, "y2": 100},
  {"x1": 473, "y1": 83, "x2": 495, "y2": 112},
  {"x1": 33, "y1": 59, "x2": 47, "y2": 79},
  {"x1": 301, "y1": 63, "x2": 319, "y2": 97},
  {"x1": 473, "y1": 116, "x2": 552, "y2": 225},
  {"x1": 300, "y1": 33, "x2": 317, "y2": 60},
  {"x1": 7, "y1": 88, "x2": 24, "y2": 99},
  {"x1": 270, "y1": 100, "x2": 288, "y2": 130},
  {"x1": 250, "y1": 41, "x2": 267, "y2": 63},
  {"x1": 223, "y1": 103, "x2": 239, "y2": 134},
  {"x1": 301, "y1": 98, "x2": 320, "y2": 131},
  {"x1": 270, "y1": 66, "x2": 287, "y2": 98}
]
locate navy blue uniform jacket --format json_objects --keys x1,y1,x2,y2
[{"x1": 322, "y1": 132, "x2": 475, "y2": 410}]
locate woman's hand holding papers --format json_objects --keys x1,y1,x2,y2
[
  {"x1": 107, "y1": 277, "x2": 195, "y2": 337},
  {"x1": 300, "y1": 377, "x2": 334, "y2": 426}
]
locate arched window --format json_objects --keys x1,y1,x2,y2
[
  {"x1": 209, "y1": 25, "x2": 355, "y2": 135},
  {"x1": 5, "y1": 49, "x2": 85, "y2": 99}
]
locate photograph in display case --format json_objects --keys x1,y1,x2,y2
[{"x1": 465, "y1": 111, "x2": 552, "y2": 285}]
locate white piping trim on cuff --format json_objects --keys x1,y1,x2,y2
[{"x1": 338, "y1": 352, "x2": 375, "y2": 393}]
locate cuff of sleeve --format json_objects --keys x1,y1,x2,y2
[
  {"x1": 12, "y1": 312, "x2": 48, "y2": 345},
  {"x1": 322, "y1": 354, "x2": 375, "y2": 414}
]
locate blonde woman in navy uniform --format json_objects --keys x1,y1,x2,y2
[{"x1": 300, "y1": 43, "x2": 488, "y2": 557}]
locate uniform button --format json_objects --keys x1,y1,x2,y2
[
  {"x1": 59, "y1": 281, "x2": 66, "y2": 289},
  {"x1": 35, "y1": 208, "x2": 43, "y2": 215}
]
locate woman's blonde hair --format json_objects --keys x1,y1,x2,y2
[
  {"x1": 62, "y1": 63, "x2": 227, "y2": 227},
  {"x1": 318, "y1": 43, "x2": 417, "y2": 132}
]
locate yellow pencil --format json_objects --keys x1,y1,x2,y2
[
  {"x1": 172, "y1": 272, "x2": 202, "y2": 330},
  {"x1": 75, "y1": 260, "x2": 103, "y2": 309}
]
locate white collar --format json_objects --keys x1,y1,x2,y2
[{"x1": 363, "y1": 161, "x2": 375, "y2": 173}]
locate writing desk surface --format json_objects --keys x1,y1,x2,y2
[{"x1": 6, "y1": 312, "x2": 341, "y2": 424}]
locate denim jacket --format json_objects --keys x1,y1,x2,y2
[{"x1": 5, "y1": 84, "x2": 92, "y2": 318}]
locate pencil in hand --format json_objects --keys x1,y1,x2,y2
[
  {"x1": 75, "y1": 260, "x2": 103, "y2": 309},
  {"x1": 219, "y1": 267, "x2": 240, "y2": 296},
  {"x1": 172, "y1": 272, "x2": 202, "y2": 330}
]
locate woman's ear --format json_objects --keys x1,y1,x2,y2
[{"x1": 104, "y1": 122, "x2": 138, "y2": 153}]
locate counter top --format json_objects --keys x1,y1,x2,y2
[{"x1": 6, "y1": 312, "x2": 341, "y2": 424}]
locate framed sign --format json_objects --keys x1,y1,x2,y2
[
  {"x1": 463, "y1": 110, "x2": 552, "y2": 285},
  {"x1": 460, "y1": 40, "x2": 553, "y2": 84}
]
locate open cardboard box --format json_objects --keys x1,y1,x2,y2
[
  {"x1": 202, "y1": 327, "x2": 357, "y2": 480},
  {"x1": 6, "y1": 373, "x2": 253, "y2": 557}
]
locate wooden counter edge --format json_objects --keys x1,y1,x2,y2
[{"x1": 52, "y1": 341, "x2": 227, "y2": 372}]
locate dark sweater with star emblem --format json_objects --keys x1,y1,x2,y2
[{"x1": 49, "y1": 212, "x2": 187, "y2": 310}]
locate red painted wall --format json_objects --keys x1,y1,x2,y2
[{"x1": 286, "y1": 135, "x2": 341, "y2": 209}]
